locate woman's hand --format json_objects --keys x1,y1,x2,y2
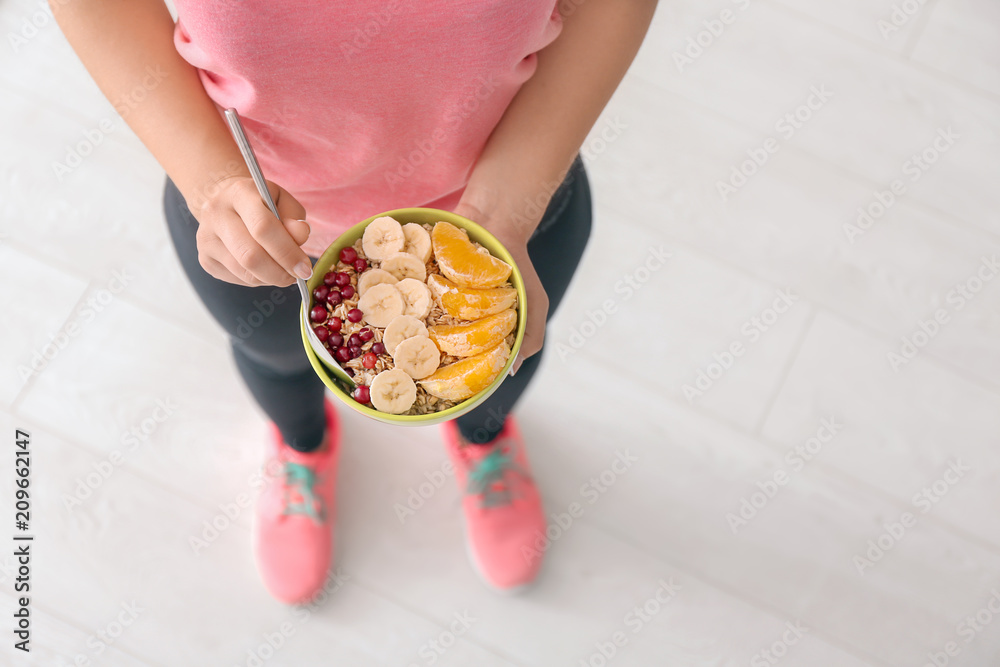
[
  {"x1": 191, "y1": 176, "x2": 313, "y2": 288},
  {"x1": 501, "y1": 240, "x2": 547, "y2": 375},
  {"x1": 51, "y1": 0, "x2": 320, "y2": 289},
  {"x1": 447, "y1": 0, "x2": 656, "y2": 373},
  {"x1": 453, "y1": 197, "x2": 547, "y2": 376}
]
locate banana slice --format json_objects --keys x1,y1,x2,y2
[
  {"x1": 396, "y1": 278, "x2": 433, "y2": 319},
  {"x1": 362, "y1": 216, "x2": 405, "y2": 261},
  {"x1": 369, "y1": 368, "x2": 417, "y2": 414},
  {"x1": 392, "y1": 335, "x2": 440, "y2": 379},
  {"x1": 357, "y1": 268, "x2": 398, "y2": 296},
  {"x1": 383, "y1": 315, "x2": 428, "y2": 355},
  {"x1": 357, "y1": 283, "x2": 404, "y2": 328},
  {"x1": 381, "y1": 252, "x2": 427, "y2": 282},
  {"x1": 401, "y1": 223, "x2": 433, "y2": 263}
]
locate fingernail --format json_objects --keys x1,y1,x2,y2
[
  {"x1": 294, "y1": 261, "x2": 313, "y2": 280},
  {"x1": 509, "y1": 355, "x2": 523, "y2": 376},
  {"x1": 295, "y1": 218, "x2": 310, "y2": 231}
]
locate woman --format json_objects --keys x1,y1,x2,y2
[{"x1": 52, "y1": 0, "x2": 657, "y2": 603}]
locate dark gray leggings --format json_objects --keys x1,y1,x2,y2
[{"x1": 162, "y1": 156, "x2": 592, "y2": 450}]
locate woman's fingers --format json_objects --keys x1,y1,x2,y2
[
  {"x1": 231, "y1": 184, "x2": 313, "y2": 282},
  {"x1": 272, "y1": 181, "x2": 307, "y2": 221},
  {"x1": 273, "y1": 182, "x2": 313, "y2": 259},
  {"x1": 192, "y1": 177, "x2": 311, "y2": 288},
  {"x1": 196, "y1": 234, "x2": 265, "y2": 286},
  {"x1": 519, "y1": 288, "x2": 548, "y2": 356},
  {"x1": 510, "y1": 251, "x2": 548, "y2": 375},
  {"x1": 211, "y1": 207, "x2": 297, "y2": 286}
]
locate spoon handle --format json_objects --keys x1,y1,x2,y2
[
  {"x1": 223, "y1": 108, "x2": 281, "y2": 219},
  {"x1": 222, "y1": 108, "x2": 356, "y2": 390},
  {"x1": 223, "y1": 108, "x2": 312, "y2": 303}
]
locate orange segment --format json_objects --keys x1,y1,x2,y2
[
  {"x1": 426, "y1": 273, "x2": 454, "y2": 300},
  {"x1": 427, "y1": 274, "x2": 517, "y2": 320},
  {"x1": 428, "y1": 309, "x2": 517, "y2": 357},
  {"x1": 419, "y1": 342, "x2": 510, "y2": 401},
  {"x1": 432, "y1": 222, "x2": 512, "y2": 288}
]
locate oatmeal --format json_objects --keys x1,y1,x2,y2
[{"x1": 308, "y1": 217, "x2": 518, "y2": 415}]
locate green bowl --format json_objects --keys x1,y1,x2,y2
[{"x1": 301, "y1": 207, "x2": 527, "y2": 426}]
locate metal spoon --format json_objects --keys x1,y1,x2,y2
[{"x1": 223, "y1": 108, "x2": 357, "y2": 390}]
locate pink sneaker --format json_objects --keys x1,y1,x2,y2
[
  {"x1": 441, "y1": 415, "x2": 547, "y2": 593},
  {"x1": 253, "y1": 398, "x2": 339, "y2": 604}
]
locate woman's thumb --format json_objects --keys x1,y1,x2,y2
[{"x1": 284, "y1": 218, "x2": 311, "y2": 246}]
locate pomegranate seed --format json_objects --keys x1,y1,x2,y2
[
  {"x1": 326, "y1": 290, "x2": 342, "y2": 306},
  {"x1": 358, "y1": 328, "x2": 374, "y2": 342},
  {"x1": 347, "y1": 308, "x2": 363, "y2": 323},
  {"x1": 345, "y1": 367, "x2": 355, "y2": 378},
  {"x1": 349, "y1": 344, "x2": 363, "y2": 358},
  {"x1": 353, "y1": 385, "x2": 371, "y2": 404},
  {"x1": 340, "y1": 246, "x2": 358, "y2": 264},
  {"x1": 312, "y1": 285, "x2": 330, "y2": 302},
  {"x1": 328, "y1": 333, "x2": 344, "y2": 348},
  {"x1": 309, "y1": 306, "x2": 328, "y2": 323},
  {"x1": 323, "y1": 271, "x2": 338, "y2": 287},
  {"x1": 353, "y1": 258, "x2": 368, "y2": 273},
  {"x1": 340, "y1": 285, "x2": 356, "y2": 300},
  {"x1": 362, "y1": 352, "x2": 377, "y2": 369},
  {"x1": 371, "y1": 342, "x2": 386, "y2": 356},
  {"x1": 312, "y1": 326, "x2": 329, "y2": 342},
  {"x1": 348, "y1": 333, "x2": 362, "y2": 347},
  {"x1": 334, "y1": 271, "x2": 351, "y2": 287},
  {"x1": 334, "y1": 346, "x2": 351, "y2": 363},
  {"x1": 328, "y1": 316, "x2": 343, "y2": 332}
]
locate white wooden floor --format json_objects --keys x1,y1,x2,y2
[{"x1": 2, "y1": 0, "x2": 1000, "y2": 665}]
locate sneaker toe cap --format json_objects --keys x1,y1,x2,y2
[
  {"x1": 467, "y1": 505, "x2": 546, "y2": 591},
  {"x1": 257, "y1": 544, "x2": 332, "y2": 604}
]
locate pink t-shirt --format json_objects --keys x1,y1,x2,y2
[{"x1": 172, "y1": 1, "x2": 563, "y2": 257}]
